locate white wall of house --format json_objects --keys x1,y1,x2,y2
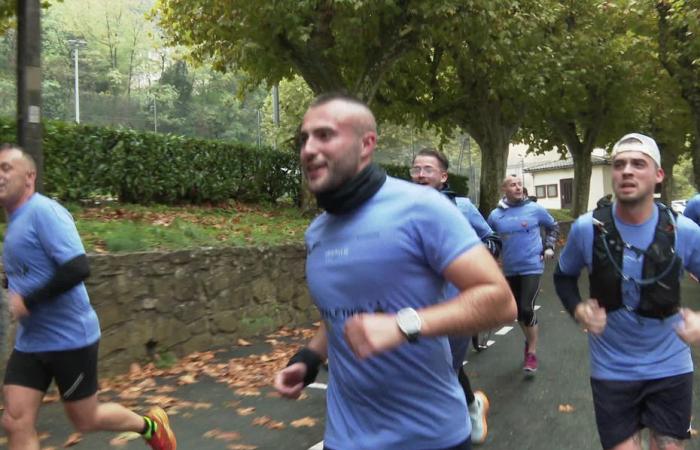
[{"x1": 527, "y1": 165, "x2": 612, "y2": 211}]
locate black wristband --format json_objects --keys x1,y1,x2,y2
[{"x1": 287, "y1": 347, "x2": 323, "y2": 386}]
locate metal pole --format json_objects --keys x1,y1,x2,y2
[
  {"x1": 272, "y1": 84, "x2": 280, "y2": 126},
  {"x1": 73, "y1": 46, "x2": 79, "y2": 123},
  {"x1": 256, "y1": 109, "x2": 261, "y2": 148},
  {"x1": 67, "y1": 39, "x2": 85, "y2": 124}
]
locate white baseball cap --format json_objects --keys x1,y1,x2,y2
[{"x1": 611, "y1": 133, "x2": 661, "y2": 167}]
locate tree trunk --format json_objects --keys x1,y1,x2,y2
[
  {"x1": 693, "y1": 113, "x2": 700, "y2": 193},
  {"x1": 473, "y1": 129, "x2": 511, "y2": 218},
  {"x1": 660, "y1": 145, "x2": 678, "y2": 206},
  {"x1": 568, "y1": 141, "x2": 593, "y2": 218}
]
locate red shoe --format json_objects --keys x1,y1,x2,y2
[
  {"x1": 523, "y1": 352, "x2": 538, "y2": 374},
  {"x1": 145, "y1": 407, "x2": 177, "y2": 450}
]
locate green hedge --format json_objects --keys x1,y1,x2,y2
[
  {"x1": 0, "y1": 118, "x2": 467, "y2": 203},
  {"x1": 0, "y1": 118, "x2": 300, "y2": 204}
]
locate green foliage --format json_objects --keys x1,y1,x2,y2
[
  {"x1": 70, "y1": 202, "x2": 310, "y2": 252},
  {"x1": 0, "y1": 117, "x2": 301, "y2": 204},
  {"x1": 547, "y1": 208, "x2": 573, "y2": 223},
  {"x1": 154, "y1": 0, "x2": 449, "y2": 102}
]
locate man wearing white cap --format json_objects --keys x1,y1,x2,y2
[{"x1": 554, "y1": 133, "x2": 700, "y2": 450}]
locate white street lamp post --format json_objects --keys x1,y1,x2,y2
[{"x1": 67, "y1": 39, "x2": 86, "y2": 123}]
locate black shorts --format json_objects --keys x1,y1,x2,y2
[
  {"x1": 325, "y1": 437, "x2": 471, "y2": 450},
  {"x1": 591, "y1": 373, "x2": 693, "y2": 449},
  {"x1": 4, "y1": 341, "x2": 100, "y2": 402}
]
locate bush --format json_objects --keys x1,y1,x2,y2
[
  {"x1": 1, "y1": 118, "x2": 300, "y2": 204},
  {"x1": 1, "y1": 118, "x2": 466, "y2": 204}
]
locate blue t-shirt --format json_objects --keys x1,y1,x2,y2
[
  {"x1": 683, "y1": 193, "x2": 700, "y2": 225},
  {"x1": 487, "y1": 200, "x2": 557, "y2": 276},
  {"x1": 455, "y1": 197, "x2": 492, "y2": 241},
  {"x1": 3, "y1": 193, "x2": 100, "y2": 352},
  {"x1": 305, "y1": 177, "x2": 480, "y2": 450},
  {"x1": 558, "y1": 204, "x2": 700, "y2": 380}
]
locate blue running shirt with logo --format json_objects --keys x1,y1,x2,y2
[
  {"x1": 487, "y1": 201, "x2": 556, "y2": 276},
  {"x1": 558, "y1": 205, "x2": 700, "y2": 380},
  {"x1": 4, "y1": 193, "x2": 100, "y2": 352},
  {"x1": 305, "y1": 177, "x2": 480, "y2": 450}
]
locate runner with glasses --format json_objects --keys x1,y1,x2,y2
[{"x1": 411, "y1": 148, "x2": 501, "y2": 445}]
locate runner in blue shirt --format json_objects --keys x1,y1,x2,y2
[
  {"x1": 487, "y1": 175, "x2": 558, "y2": 374},
  {"x1": 411, "y1": 148, "x2": 501, "y2": 445},
  {"x1": 273, "y1": 94, "x2": 516, "y2": 450},
  {"x1": 554, "y1": 133, "x2": 700, "y2": 450},
  {"x1": 0, "y1": 145, "x2": 176, "y2": 450},
  {"x1": 683, "y1": 193, "x2": 700, "y2": 225}
]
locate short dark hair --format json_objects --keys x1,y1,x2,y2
[
  {"x1": 309, "y1": 91, "x2": 367, "y2": 109},
  {"x1": 414, "y1": 148, "x2": 449, "y2": 171}
]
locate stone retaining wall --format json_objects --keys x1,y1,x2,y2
[{"x1": 8, "y1": 245, "x2": 313, "y2": 376}]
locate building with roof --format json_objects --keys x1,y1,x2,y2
[{"x1": 506, "y1": 145, "x2": 612, "y2": 211}]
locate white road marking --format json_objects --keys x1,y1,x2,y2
[
  {"x1": 495, "y1": 326, "x2": 513, "y2": 335},
  {"x1": 486, "y1": 340, "x2": 495, "y2": 347},
  {"x1": 308, "y1": 382, "x2": 327, "y2": 390},
  {"x1": 308, "y1": 441, "x2": 324, "y2": 450},
  {"x1": 534, "y1": 305, "x2": 541, "y2": 311}
]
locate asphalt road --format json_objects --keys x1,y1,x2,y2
[{"x1": 24, "y1": 260, "x2": 700, "y2": 449}]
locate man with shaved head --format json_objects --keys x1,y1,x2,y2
[
  {"x1": 0, "y1": 144, "x2": 176, "y2": 450},
  {"x1": 274, "y1": 94, "x2": 516, "y2": 449},
  {"x1": 487, "y1": 174, "x2": 558, "y2": 374}
]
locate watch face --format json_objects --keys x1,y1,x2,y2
[{"x1": 397, "y1": 308, "x2": 421, "y2": 339}]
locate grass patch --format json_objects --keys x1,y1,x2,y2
[
  {"x1": 69, "y1": 201, "x2": 312, "y2": 253},
  {"x1": 547, "y1": 208, "x2": 574, "y2": 222}
]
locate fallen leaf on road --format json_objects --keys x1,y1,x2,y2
[
  {"x1": 252, "y1": 416, "x2": 271, "y2": 426},
  {"x1": 237, "y1": 407, "x2": 255, "y2": 416},
  {"x1": 129, "y1": 363, "x2": 142, "y2": 376},
  {"x1": 178, "y1": 374, "x2": 197, "y2": 385},
  {"x1": 265, "y1": 420, "x2": 285, "y2": 430},
  {"x1": 63, "y1": 432, "x2": 82, "y2": 447},
  {"x1": 235, "y1": 387, "x2": 261, "y2": 397},
  {"x1": 558, "y1": 404, "x2": 575, "y2": 413},
  {"x1": 193, "y1": 402, "x2": 212, "y2": 410},
  {"x1": 291, "y1": 417, "x2": 318, "y2": 428},
  {"x1": 237, "y1": 339, "x2": 252, "y2": 347},
  {"x1": 109, "y1": 432, "x2": 141, "y2": 447},
  {"x1": 203, "y1": 429, "x2": 241, "y2": 441},
  {"x1": 228, "y1": 445, "x2": 258, "y2": 450}
]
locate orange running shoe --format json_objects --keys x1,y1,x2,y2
[{"x1": 145, "y1": 407, "x2": 177, "y2": 450}]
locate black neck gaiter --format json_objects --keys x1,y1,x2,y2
[{"x1": 315, "y1": 163, "x2": 387, "y2": 214}]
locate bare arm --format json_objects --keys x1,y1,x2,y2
[
  {"x1": 306, "y1": 322, "x2": 328, "y2": 359},
  {"x1": 420, "y1": 245, "x2": 516, "y2": 336},
  {"x1": 344, "y1": 245, "x2": 516, "y2": 359}
]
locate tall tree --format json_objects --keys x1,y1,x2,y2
[
  {"x1": 656, "y1": 0, "x2": 700, "y2": 191},
  {"x1": 377, "y1": 0, "x2": 557, "y2": 214},
  {"x1": 154, "y1": 0, "x2": 452, "y2": 104},
  {"x1": 519, "y1": 0, "x2": 655, "y2": 217}
]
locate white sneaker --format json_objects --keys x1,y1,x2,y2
[{"x1": 468, "y1": 390, "x2": 490, "y2": 444}]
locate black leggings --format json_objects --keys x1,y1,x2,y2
[{"x1": 506, "y1": 274, "x2": 542, "y2": 327}]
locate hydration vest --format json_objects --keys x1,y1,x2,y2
[{"x1": 589, "y1": 202, "x2": 681, "y2": 319}]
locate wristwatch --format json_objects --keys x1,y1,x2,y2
[{"x1": 396, "y1": 307, "x2": 422, "y2": 343}]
